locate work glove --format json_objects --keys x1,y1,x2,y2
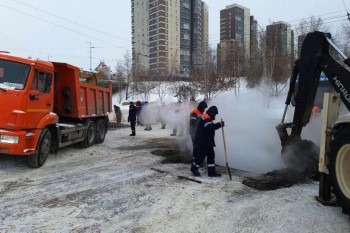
[{"x1": 221, "y1": 121, "x2": 225, "y2": 127}]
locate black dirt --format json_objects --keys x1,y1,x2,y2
[
  {"x1": 151, "y1": 148, "x2": 192, "y2": 164},
  {"x1": 150, "y1": 168, "x2": 202, "y2": 183},
  {"x1": 177, "y1": 176, "x2": 202, "y2": 183},
  {"x1": 242, "y1": 167, "x2": 317, "y2": 191},
  {"x1": 137, "y1": 138, "x2": 193, "y2": 164},
  {"x1": 243, "y1": 139, "x2": 320, "y2": 191}
]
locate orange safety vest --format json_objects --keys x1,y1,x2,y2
[{"x1": 192, "y1": 108, "x2": 201, "y2": 117}]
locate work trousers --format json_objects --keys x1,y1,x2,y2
[
  {"x1": 191, "y1": 135, "x2": 199, "y2": 160},
  {"x1": 192, "y1": 144, "x2": 199, "y2": 160},
  {"x1": 130, "y1": 121, "x2": 136, "y2": 132},
  {"x1": 194, "y1": 146, "x2": 215, "y2": 168}
]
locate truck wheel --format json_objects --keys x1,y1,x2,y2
[
  {"x1": 27, "y1": 128, "x2": 51, "y2": 168},
  {"x1": 81, "y1": 121, "x2": 96, "y2": 148},
  {"x1": 329, "y1": 126, "x2": 350, "y2": 216},
  {"x1": 96, "y1": 119, "x2": 107, "y2": 144}
]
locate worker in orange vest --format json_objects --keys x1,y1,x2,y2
[{"x1": 189, "y1": 101, "x2": 208, "y2": 160}]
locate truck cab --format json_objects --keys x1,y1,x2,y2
[
  {"x1": 0, "y1": 53, "x2": 112, "y2": 168},
  {"x1": 0, "y1": 53, "x2": 57, "y2": 156}
]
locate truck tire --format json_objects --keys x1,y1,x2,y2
[
  {"x1": 80, "y1": 121, "x2": 96, "y2": 148},
  {"x1": 27, "y1": 128, "x2": 51, "y2": 168},
  {"x1": 328, "y1": 126, "x2": 350, "y2": 216},
  {"x1": 96, "y1": 119, "x2": 107, "y2": 144}
]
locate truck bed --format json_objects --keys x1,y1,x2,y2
[{"x1": 52, "y1": 62, "x2": 112, "y2": 119}]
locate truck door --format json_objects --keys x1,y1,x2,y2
[{"x1": 26, "y1": 69, "x2": 53, "y2": 127}]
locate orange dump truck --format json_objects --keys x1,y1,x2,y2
[{"x1": 0, "y1": 53, "x2": 112, "y2": 167}]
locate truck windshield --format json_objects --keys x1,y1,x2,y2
[{"x1": 0, "y1": 59, "x2": 30, "y2": 90}]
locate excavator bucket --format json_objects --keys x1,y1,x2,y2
[{"x1": 276, "y1": 123, "x2": 319, "y2": 174}]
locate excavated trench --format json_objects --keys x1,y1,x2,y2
[
  {"x1": 117, "y1": 137, "x2": 192, "y2": 164},
  {"x1": 119, "y1": 137, "x2": 319, "y2": 190},
  {"x1": 242, "y1": 167, "x2": 318, "y2": 191},
  {"x1": 151, "y1": 148, "x2": 192, "y2": 164},
  {"x1": 243, "y1": 140, "x2": 320, "y2": 190}
]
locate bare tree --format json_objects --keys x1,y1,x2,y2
[
  {"x1": 296, "y1": 16, "x2": 329, "y2": 36},
  {"x1": 157, "y1": 52, "x2": 179, "y2": 103},
  {"x1": 156, "y1": 80, "x2": 170, "y2": 103},
  {"x1": 246, "y1": 28, "x2": 264, "y2": 88},
  {"x1": 137, "y1": 73, "x2": 156, "y2": 101},
  {"x1": 115, "y1": 69, "x2": 125, "y2": 104},
  {"x1": 116, "y1": 51, "x2": 133, "y2": 100},
  {"x1": 340, "y1": 22, "x2": 350, "y2": 57},
  {"x1": 171, "y1": 82, "x2": 193, "y2": 102},
  {"x1": 194, "y1": 48, "x2": 236, "y2": 101},
  {"x1": 255, "y1": 24, "x2": 293, "y2": 108}
]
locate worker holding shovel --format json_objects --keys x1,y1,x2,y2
[{"x1": 190, "y1": 106, "x2": 224, "y2": 177}]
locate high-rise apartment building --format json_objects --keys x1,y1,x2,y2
[
  {"x1": 131, "y1": 0, "x2": 209, "y2": 78},
  {"x1": 266, "y1": 22, "x2": 293, "y2": 55},
  {"x1": 297, "y1": 34, "x2": 307, "y2": 58},
  {"x1": 265, "y1": 21, "x2": 294, "y2": 61},
  {"x1": 131, "y1": 0, "x2": 150, "y2": 71},
  {"x1": 250, "y1": 16, "x2": 258, "y2": 60},
  {"x1": 217, "y1": 4, "x2": 256, "y2": 76},
  {"x1": 265, "y1": 21, "x2": 295, "y2": 78},
  {"x1": 219, "y1": 4, "x2": 251, "y2": 60},
  {"x1": 180, "y1": 0, "x2": 191, "y2": 76},
  {"x1": 201, "y1": 2, "x2": 209, "y2": 63}
]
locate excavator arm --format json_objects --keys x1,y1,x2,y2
[
  {"x1": 276, "y1": 31, "x2": 350, "y2": 217},
  {"x1": 277, "y1": 31, "x2": 350, "y2": 147}
]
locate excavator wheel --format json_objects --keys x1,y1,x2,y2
[
  {"x1": 328, "y1": 126, "x2": 350, "y2": 217},
  {"x1": 281, "y1": 139, "x2": 319, "y2": 176}
]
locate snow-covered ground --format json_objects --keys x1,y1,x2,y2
[{"x1": 0, "y1": 124, "x2": 348, "y2": 232}]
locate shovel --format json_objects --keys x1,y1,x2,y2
[{"x1": 221, "y1": 119, "x2": 232, "y2": 180}]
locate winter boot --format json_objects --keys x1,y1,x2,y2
[
  {"x1": 170, "y1": 129, "x2": 177, "y2": 136},
  {"x1": 130, "y1": 130, "x2": 136, "y2": 136},
  {"x1": 208, "y1": 172, "x2": 221, "y2": 177},
  {"x1": 208, "y1": 166, "x2": 221, "y2": 177},
  {"x1": 190, "y1": 164, "x2": 200, "y2": 177}
]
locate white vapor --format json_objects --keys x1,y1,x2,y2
[{"x1": 210, "y1": 89, "x2": 287, "y2": 174}]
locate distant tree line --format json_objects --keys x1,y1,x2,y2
[{"x1": 105, "y1": 16, "x2": 350, "y2": 105}]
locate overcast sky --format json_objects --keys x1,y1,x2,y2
[{"x1": 0, "y1": 0, "x2": 348, "y2": 71}]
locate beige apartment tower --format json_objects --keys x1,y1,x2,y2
[
  {"x1": 219, "y1": 3, "x2": 251, "y2": 60},
  {"x1": 131, "y1": 0, "x2": 209, "y2": 77}
]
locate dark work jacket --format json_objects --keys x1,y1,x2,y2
[
  {"x1": 189, "y1": 108, "x2": 202, "y2": 139},
  {"x1": 194, "y1": 113, "x2": 222, "y2": 147},
  {"x1": 128, "y1": 104, "x2": 137, "y2": 122}
]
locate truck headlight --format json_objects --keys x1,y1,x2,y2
[{"x1": 0, "y1": 135, "x2": 19, "y2": 144}]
